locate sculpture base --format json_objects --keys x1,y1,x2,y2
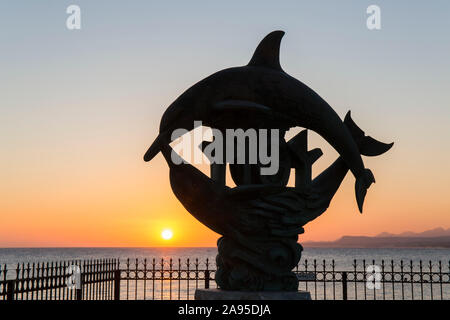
[
  {"x1": 216, "y1": 236, "x2": 302, "y2": 291},
  {"x1": 195, "y1": 289, "x2": 311, "y2": 300}
]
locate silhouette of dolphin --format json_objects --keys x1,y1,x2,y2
[
  {"x1": 158, "y1": 112, "x2": 393, "y2": 238},
  {"x1": 144, "y1": 30, "x2": 393, "y2": 212}
]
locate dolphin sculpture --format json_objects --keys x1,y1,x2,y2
[
  {"x1": 156, "y1": 112, "x2": 392, "y2": 291},
  {"x1": 144, "y1": 30, "x2": 393, "y2": 212},
  {"x1": 158, "y1": 111, "x2": 393, "y2": 240}
]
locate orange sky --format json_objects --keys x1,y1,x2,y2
[{"x1": 1, "y1": 126, "x2": 449, "y2": 247}]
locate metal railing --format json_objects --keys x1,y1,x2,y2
[
  {"x1": 1, "y1": 258, "x2": 449, "y2": 300},
  {"x1": 0, "y1": 259, "x2": 118, "y2": 300}
]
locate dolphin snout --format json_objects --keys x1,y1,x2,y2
[{"x1": 143, "y1": 131, "x2": 170, "y2": 162}]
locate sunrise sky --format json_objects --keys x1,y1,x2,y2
[{"x1": 1, "y1": 1, "x2": 449, "y2": 247}]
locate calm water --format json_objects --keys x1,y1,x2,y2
[
  {"x1": 1, "y1": 247, "x2": 449, "y2": 300},
  {"x1": 1, "y1": 247, "x2": 448, "y2": 268}
]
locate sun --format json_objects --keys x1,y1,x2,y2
[{"x1": 161, "y1": 229, "x2": 173, "y2": 240}]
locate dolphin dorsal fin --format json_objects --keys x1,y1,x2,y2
[{"x1": 248, "y1": 30, "x2": 285, "y2": 70}]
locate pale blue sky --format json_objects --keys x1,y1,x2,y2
[{"x1": 1, "y1": 1, "x2": 449, "y2": 149}]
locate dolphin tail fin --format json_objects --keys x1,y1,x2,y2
[
  {"x1": 345, "y1": 111, "x2": 393, "y2": 213},
  {"x1": 344, "y1": 111, "x2": 394, "y2": 156},
  {"x1": 355, "y1": 169, "x2": 376, "y2": 213}
]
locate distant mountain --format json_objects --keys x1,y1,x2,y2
[
  {"x1": 303, "y1": 230, "x2": 450, "y2": 249},
  {"x1": 375, "y1": 227, "x2": 450, "y2": 238}
]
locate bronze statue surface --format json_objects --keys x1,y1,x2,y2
[{"x1": 144, "y1": 31, "x2": 393, "y2": 291}]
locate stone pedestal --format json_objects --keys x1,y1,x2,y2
[{"x1": 195, "y1": 289, "x2": 311, "y2": 300}]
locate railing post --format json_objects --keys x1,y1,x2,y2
[
  {"x1": 75, "y1": 287, "x2": 82, "y2": 300},
  {"x1": 75, "y1": 271, "x2": 83, "y2": 301},
  {"x1": 6, "y1": 280, "x2": 15, "y2": 301},
  {"x1": 114, "y1": 270, "x2": 121, "y2": 300},
  {"x1": 204, "y1": 270, "x2": 210, "y2": 289},
  {"x1": 342, "y1": 272, "x2": 348, "y2": 300}
]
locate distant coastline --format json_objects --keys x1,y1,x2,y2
[
  {"x1": 303, "y1": 236, "x2": 450, "y2": 249},
  {"x1": 303, "y1": 227, "x2": 450, "y2": 248}
]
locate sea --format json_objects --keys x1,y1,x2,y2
[
  {"x1": 1, "y1": 247, "x2": 449, "y2": 268},
  {"x1": 1, "y1": 247, "x2": 448, "y2": 300}
]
